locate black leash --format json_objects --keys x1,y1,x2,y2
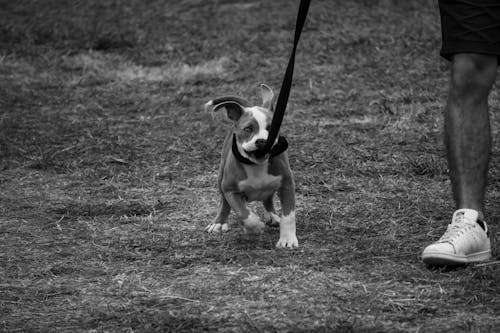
[{"x1": 263, "y1": 0, "x2": 311, "y2": 154}]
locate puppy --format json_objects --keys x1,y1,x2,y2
[{"x1": 204, "y1": 84, "x2": 298, "y2": 248}]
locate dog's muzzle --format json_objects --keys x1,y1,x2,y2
[{"x1": 250, "y1": 139, "x2": 270, "y2": 159}]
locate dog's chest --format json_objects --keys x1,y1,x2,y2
[{"x1": 238, "y1": 163, "x2": 282, "y2": 202}]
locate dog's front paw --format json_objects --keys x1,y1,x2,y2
[
  {"x1": 276, "y1": 211, "x2": 297, "y2": 248},
  {"x1": 205, "y1": 223, "x2": 229, "y2": 233},
  {"x1": 243, "y1": 212, "x2": 265, "y2": 235},
  {"x1": 276, "y1": 234, "x2": 298, "y2": 248}
]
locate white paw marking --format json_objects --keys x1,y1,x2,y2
[
  {"x1": 205, "y1": 223, "x2": 229, "y2": 233},
  {"x1": 243, "y1": 211, "x2": 265, "y2": 235},
  {"x1": 276, "y1": 211, "x2": 298, "y2": 248},
  {"x1": 276, "y1": 234, "x2": 298, "y2": 248}
]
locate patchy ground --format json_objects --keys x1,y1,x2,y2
[{"x1": 1, "y1": 0, "x2": 500, "y2": 332}]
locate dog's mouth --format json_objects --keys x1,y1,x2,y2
[{"x1": 244, "y1": 148, "x2": 269, "y2": 160}]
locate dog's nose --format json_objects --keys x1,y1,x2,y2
[{"x1": 255, "y1": 139, "x2": 267, "y2": 149}]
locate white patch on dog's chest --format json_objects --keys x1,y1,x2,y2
[{"x1": 238, "y1": 163, "x2": 282, "y2": 202}]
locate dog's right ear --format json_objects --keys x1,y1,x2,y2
[
  {"x1": 205, "y1": 96, "x2": 251, "y2": 122},
  {"x1": 260, "y1": 84, "x2": 274, "y2": 111}
]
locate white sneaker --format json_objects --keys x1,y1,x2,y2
[{"x1": 422, "y1": 209, "x2": 492, "y2": 265}]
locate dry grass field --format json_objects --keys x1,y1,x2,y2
[{"x1": 2, "y1": 0, "x2": 500, "y2": 332}]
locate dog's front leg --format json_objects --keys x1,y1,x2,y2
[
  {"x1": 205, "y1": 194, "x2": 231, "y2": 233},
  {"x1": 276, "y1": 176, "x2": 298, "y2": 248},
  {"x1": 224, "y1": 192, "x2": 265, "y2": 234}
]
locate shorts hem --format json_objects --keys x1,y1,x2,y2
[{"x1": 440, "y1": 40, "x2": 500, "y2": 61}]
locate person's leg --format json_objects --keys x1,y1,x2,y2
[
  {"x1": 422, "y1": 53, "x2": 496, "y2": 265},
  {"x1": 445, "y1": 53, "x2": 498, "y2": 217},
  {"x1": 423, "y1": 0, "x2": 500, "y2": 265}
]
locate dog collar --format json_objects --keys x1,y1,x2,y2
[{"x1": 232, "y1": 134, "x2": 288, "y2": 165}]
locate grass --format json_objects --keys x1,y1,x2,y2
[{"x1": 1, "y1": 0, "x2": 500, "y2": 331}]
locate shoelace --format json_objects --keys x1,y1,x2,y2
[{"x1": 438, "y1": 215, "x2": 472, "y2": 243}]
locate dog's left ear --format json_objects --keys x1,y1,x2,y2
[
  {"x1": 205, "y1": 96, "x2": 251, "y2": 122},
  {"x1": 260, "y1": 84, "x2": 274, "y2": 111}
]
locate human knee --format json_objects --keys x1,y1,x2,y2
[{"x1": 450, "y1": 54, "x2": 497, "y2": 100}]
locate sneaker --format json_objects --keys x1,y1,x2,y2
[{"x1": 422, "y1": 209, "x2": 492, "y2": 265}]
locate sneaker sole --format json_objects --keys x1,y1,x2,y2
[{"x1": 422, "y1": 250, "x2": 492, "y2": 266}]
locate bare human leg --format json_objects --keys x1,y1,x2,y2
[
  {"x1": 422, "y1": 53, "x2": 496, "y2": 265},
  {"x1": 444, "y1": 53, "x2": 497, "y2": 217}
]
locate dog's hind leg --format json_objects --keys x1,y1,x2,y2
[
  {"x1": 263, "y1": 196, "x2": 280, "y2": 227},
  {"x1": 205, "y1": 195, "x2": 231, "y2": 233}
]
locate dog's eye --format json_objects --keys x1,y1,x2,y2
[{"x1": 244, "y1": 126, "x2": 253, "y2": 133}]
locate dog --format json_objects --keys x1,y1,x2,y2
[{"x1": 204, "y1": 84, "x2": 298, "y2": 248}]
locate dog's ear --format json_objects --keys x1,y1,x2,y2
[
  {"x1": 212, "y1": 101, "x2": 245, "y2": 121},
  {"x1": 260, "y1": 84, "x2": 274, "y2": 111},
  {"x1": 205, "y1": 96, "x2": 251, "y2": 122}
]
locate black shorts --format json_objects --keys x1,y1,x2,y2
[{"x1": 438, "y1": 0, "x2": 500, "y2": 61}]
